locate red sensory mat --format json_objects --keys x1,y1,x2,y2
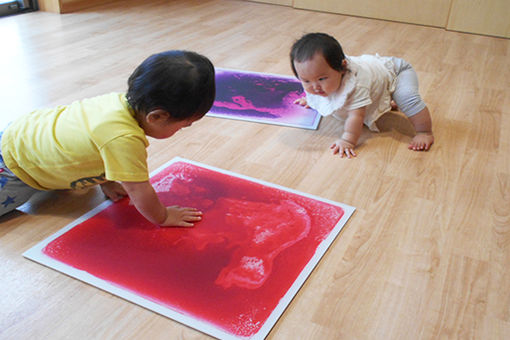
[{"x1": 24, "y1": 158, "x2": 355, "y2": 339}]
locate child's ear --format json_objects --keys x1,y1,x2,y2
[{"x1": 146, "y1": 109, "x2": 170, "y2": 123}]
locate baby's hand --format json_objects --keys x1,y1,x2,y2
[
  {"x1": 409, "y1": 133, "x2": 434, "y2": 151},
  {"x1": 331, "y1": 139, "x2": 357, "y2": 158},
  {"x1": 161, "y1": 206, "x2": 202, "y2": 227},
  {"x1": 100, "y1": 181, "x2": 127, "y2": 201},
  {"x1": 294, "y1": 97, "x2": 309, "y2": 108}
]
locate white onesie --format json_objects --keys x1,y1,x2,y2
[{"x1": 306, "y1": 54, "x2": 396, "y2": 132}]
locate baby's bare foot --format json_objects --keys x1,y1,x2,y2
[{"x1": 409, "y1": 133, "x2": 434, "y2": 151}]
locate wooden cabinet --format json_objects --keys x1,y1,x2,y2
[
  {"x1": 38, "y1": 0, "x2": 119, "y2": 13},
  {"x1": 248, "y1": 0, "x2": 509, "y2": 38},
  {"x1": 447, "y1": 0, "x2": 510, "y2": 38},
  {"x1": 293, "y1": 0, "x2": 450, "y2": 28},
  {"x1": 38, "y1": 0, "x2": 60, "y2": 13}
]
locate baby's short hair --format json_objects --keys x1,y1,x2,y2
[
  {"x1": 127, "y1": 50, "x2": 215, "y2": 120},
  {"x1": 290, "y1": 32, "x2": 346, "y2": 77}
]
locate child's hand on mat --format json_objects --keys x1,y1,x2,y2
[
  {"x1": 100, "y1": 181, "x2": 128, "y2": 201},
  {"x1": 293, "y1": 97, "x2": 310, "y2": 108},
  {"x1": 408, "y1": 132, "x2": 434, "y2": 151},
  {"x1": 162, "y1": 206, "x2": 203, "y2": 227},
  {"x1": 331, "y1": 139, "x2": 357, "y2": 158}
]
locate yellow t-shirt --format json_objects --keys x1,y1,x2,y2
[{"x1": 1, "y1": 92, "x2": 149, "y2": 190}]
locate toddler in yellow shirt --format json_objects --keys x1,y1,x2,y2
[{"x1": 0, "y1": 50, "x2": 215, "y2": 227}]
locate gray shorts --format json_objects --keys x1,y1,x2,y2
[
  {"x1": 0, "y1": 132, "x2": 40, "y2": 217},
  {"x1": 390, "y1": 57, "x2": 427, "y2": 117}
]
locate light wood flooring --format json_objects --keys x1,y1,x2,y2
[{"x1": 1, "y1": 0, "x2": 509, "y2": 339}]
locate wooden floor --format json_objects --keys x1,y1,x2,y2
[{"x1": 1, "y1": 0, "x2": 509, "y2": 339}]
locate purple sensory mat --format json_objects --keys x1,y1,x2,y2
[{"x1": 208, "y1": 68, "x2": 320, "y2": 130}]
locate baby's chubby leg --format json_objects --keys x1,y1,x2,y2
[
  {"x1": 100, "y1": 181, "x2": 128, "y2": 201},
  {"x1": 391, "y1": 57, "x2": 434, "y2": 151},
  {"x1": 407, "y1": 107, "x2": 434, "y2": 151}
]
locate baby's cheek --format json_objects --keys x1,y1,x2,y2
[{"x1": 303, "y1": 85, "x2": 313, "y2": 93}]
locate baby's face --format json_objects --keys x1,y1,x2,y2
[{"x1": 294, "y1": 53, "x2": 343, "y2": 97}]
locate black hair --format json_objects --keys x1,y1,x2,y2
[
  {"x1": 127, "y1": 50, "x2": 216, "y2": 120},
  {"x1": 290, "y1": 32, "x2": 346, "y2": 78}
]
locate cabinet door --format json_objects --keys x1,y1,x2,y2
[
  {"x1": 293, "y1": 0, "x2": 450, "y2": 27},
  {"x1": 447, "y1": 0, "x2": 510, "y2": 38}
]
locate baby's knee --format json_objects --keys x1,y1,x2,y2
[{"x1": 393, "y1": 90, "x2": 426, "y2": 117}]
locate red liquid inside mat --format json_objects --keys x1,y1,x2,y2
[{"x1": 43, "y1": 161, "x2": 344, "y2": 337}]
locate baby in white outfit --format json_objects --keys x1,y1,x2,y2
[{"x1": 291, "y1": 32, "x2": 434, "y2": 158}]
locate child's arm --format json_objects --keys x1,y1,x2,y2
[
  {"x1": 121, "y1": 180, "x2": 202, "y2": 227},
  {"x1": 331, "y1": 107, "x2": 366, "y2": 158}
]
